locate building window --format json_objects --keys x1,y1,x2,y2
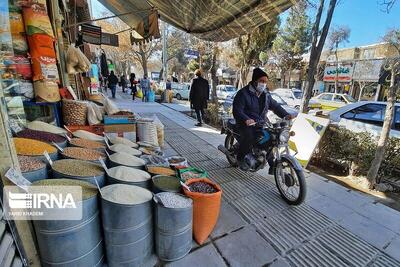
[{"x1": 363, "y1": 49, "x2": 375, "y2": 59}]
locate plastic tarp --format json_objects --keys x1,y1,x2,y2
[{"x1": 99, "y1": 0, "x2": 295, "y2": 42}]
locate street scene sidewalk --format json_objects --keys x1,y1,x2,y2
[{"x1": 114, "y1": 93, "x2": 400, "y2": 267}]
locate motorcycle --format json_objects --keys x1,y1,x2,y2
[{"x1": 218, "y1": 118, "x2": 306, "y2": 205}]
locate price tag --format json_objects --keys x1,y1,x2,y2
[
  {"x1": 104, "y1": 137, "x2": 111, "y2": 150},
  {"x1": 98, "y1": 158, "x2": 109, "y2": 175},
  {"x1": 5, "y1": 168, "x2": 31, "y2": 192},
  {"x1": 43, "y1": 151, "x2": 53, "y2": 166},
  {"x1": 52, "y1": 142, "x2": 64, "y2": 152},
  {"x1": 93, "y1": 176, "x2": 103, "y2": 197},
  {"x1": 64, "y1": 133, "x2": 71, "y2": 142}
]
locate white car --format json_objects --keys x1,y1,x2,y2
[
  {"x1": 329, "y1": 101, "x2": 400, "y2": 138},
  {"x1": 171, "y1": 83, "x2": 191, "y2": 100},
  {"x1": 272, "y1": 88, "x2": 303, "y2": 109},
  {"x1": 216, "y1": 85, "x2": 237, "y2": 100}
]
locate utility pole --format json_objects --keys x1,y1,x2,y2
[{"x1": 162, "y1": 21, "x2": 168, "y2": 85}]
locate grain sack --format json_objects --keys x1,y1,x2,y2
[
  {"x1": 27, "y1": 120, "x2": 67, "y2": 135},
  {"x1": 13, "y1": 56, "x2": 32, "y2": 80},
  {"x1": 22, "y1": 4, "x2": 54, "y2": 37},
  {"x1": 33, "y1": 80, "x2": 60, "y2": 102},
  {"x1": 62, "y1": 99, "x2": 87, "y2": 126},
  {"x1": 31, "y1": 56, "x2": 59, "y2": 81},
  {"x1": 72, "y1": 130, "x2": 104, "y2": 142},
  {"x1": 137, "y1": 120, "x2": 158, "y2": 146},
  {"x1": 66, "y1": 46, "x2": 91, "y2": 74},
  {"x1": 152, "y1": 115, "x2": 164, "y2": 148},
  {"x1": 87, "y1": 102, "x2": 101, "y2": 125},
  {"x1": 9, "y1": 7, "x2": 29, "y2": 55},
  {"x1": 103, "y1": 96, "x2": 119, "y2": 115},
  {"x1": 27, "y1": 34, "x2": 56, "y2": 59}
]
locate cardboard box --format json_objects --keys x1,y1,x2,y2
[{"x1": 104, "y1": 124, "x2": 136, "y2": 142}]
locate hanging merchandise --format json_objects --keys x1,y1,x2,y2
[
  {"x1": 62, "y1": 99, "x2": 88, "y2": 126},
  {"x1": 33, "y1": 80, "x2": 60, "y2": 102},
  {"x1": 9, "y1": 6, "x2": 28, "y2": 55},
  {"x1": 65, "y1": 45, "x2": 91, "y2": 74},
  {"x1": 100, "y1": 52, "x2": 109, "y2": 77},
  {"x1": 22, "y1": 3, "x2": 54, "y2": 37}
]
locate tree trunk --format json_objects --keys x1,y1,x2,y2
[
  {"x1": 239, "y1": 64, "x2": 250, "y2": 89},
  {"x1": 358, "y1": 83, "x2": 365, "y2": 101},
  {"x1": 334, "y1": 45, "x2": 339, "y2": 94},
  {"x1": 280, "y1": 69, "x2": 285, "y2": 87},
  {"x1": 366, "y1": 63, "x2": 397, "y2": 188},
  {"x1": 287, "y1": 67, "x2": 292, "y2": 88},
  {"x1": 210, "y1": 46, "x2": 219, "y2": 104},
  {"x1": 300, "y1": 0, "x2": 337, "y2": 113}
]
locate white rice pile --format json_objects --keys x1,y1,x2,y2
[
  {"x1": 73, "y1": 130, "x2": 104, "y2": 142},
  {"x1": 108, "y1": 166, "x2": 151, "y2": 182},
  {"x1": 27, "y1": 121, "x2": 67, "y2": 135},
  {"x1": 109, "y1": 152, "x2": 145, "y2": 167},
  {"x1": 109, "y1": 144, "x2": 142, "y2": 156},
  {"x1": 108, "y1": 136, "x2": 138, "y2": 148},
  {"x1": 101, "y1": 184, "x2": 152, "y2": 205}
]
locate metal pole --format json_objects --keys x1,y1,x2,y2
[{"x1": 162, "y1": 21, "x2": 168, "y2": 84}]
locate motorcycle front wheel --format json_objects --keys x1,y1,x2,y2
[
  {"x1": 224, "y1": 133, "x2": 238, "y2": 167},
  {"x1": 274, "y1": 158, "x2": 306, "y2": 205}
]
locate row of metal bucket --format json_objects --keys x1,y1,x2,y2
[{"x1": 32, "y1": 167, "x2": 193, "y2": 266}]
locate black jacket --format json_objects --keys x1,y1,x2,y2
[
  {"x1": 189, "y1": 77, "x2": 209, "y2": 109},
  {"x1": 233, "y1": 84, "x2": 289, "y2": 127},
  {"x1": 108, "y1": 74, "x2": 118, "y2": 86}
]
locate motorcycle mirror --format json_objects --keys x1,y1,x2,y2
[{"x1": 289, "y1": 131, "x2": 296, "y2": 137}]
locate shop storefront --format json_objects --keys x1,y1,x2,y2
[{"x1": 351, "y1": 59, "x2": 384, "y2": 101}]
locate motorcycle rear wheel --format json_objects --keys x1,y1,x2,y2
[
  {"x1": 224, "y1": 133, "x2": 238, "y2": 167},
  {"x1": 274, "y1": 158, "x2": 306, "y2": 205}
]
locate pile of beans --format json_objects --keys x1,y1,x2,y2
[
  {"x1": 16, "y1": 129, "x2": 66, "y2": 144},
  {"x1": 69, "y1": 138, "x2": 105, "y2": 150},
  {"x1": 156, "y1": 192, "x2": 192, "y2": 208},
  {"x1": 18, "y1": 156, "x2": 45, "y2": 172},
  {"x1": 62, "y1": 147, "x2": 105, "y2": 161},
  {"x1": 52, "y1": 159, "x2": 104, "y2": 177},
  {"x1": 189, "y1": 182, "x2": 217, "y2": 194},
  {"x1": 13, "y1": 138, "x2": 57, "y2": 156},
  {"x1": 62, "y1": 99, "x2": 87, "y2": 126},
  {"x1": 112, "y1": 111, "x2": 134, "y2": 116}
]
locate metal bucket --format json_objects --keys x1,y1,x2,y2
[
  {"x1": 33, "y1": 183, "x2": 104, "y2": 267},
  {"x1": 60, "y1": 153, "x2": 104, "y2": 165},
  {"x1": 152, "y1": 175, "x2": 182, "y2": 194},
  {"x1": 51, "y1": 170, "x2": 106, "y2": 188},
  {"x1": 55, "y1": 140, "x2": 68, "y2": 149},
  {"x1": 30, "y1": 152, "x2": 59, "y2": 167},
  {"x1": 154, "y1": 193, "x2": 192, "y2": 261},
  {"x1": 108, "y1": 159, "x2": 145, "y2": 170},
  {"x1": 106, "y1": 167, "x2": 151, "y2": 189},
  {"x1": 101, "y1": 184, "x2": 153, "y2": 267},
  {"x1": 22, "y1": 166, "x2": 48, "y2": 183}
]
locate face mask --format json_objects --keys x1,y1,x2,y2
[{"x1": 256, "y1": 82, "x2": 267, "y2": 93}]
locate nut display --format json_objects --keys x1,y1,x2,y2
[
  {"x1": 61, "y1": 147, "x2": 105, "y2": 161},
  {"x1": 62, "y1": 99, "x2": 87, "y2": 126}
]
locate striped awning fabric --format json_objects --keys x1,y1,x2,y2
[{"x1": 99, "y1": 0, "x2": 296, "y2": 42}]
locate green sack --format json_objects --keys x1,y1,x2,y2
[{"x1": 178, "y1": 167, "x2": 208, "y2": 182}]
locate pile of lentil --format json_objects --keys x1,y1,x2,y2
[
  {"x1": 101, "y1": 184, "x2": 152, "y2": 205},
  {"x1": 18, "y1": 156, "x2": 45, "y2": 172},
  {"x1": 33, "y1": 179, "x2": 98, "y2": 200},
  {"x1": 52, "y1": 159, "x2": 104, "y2": 177},
  {"x1": 62, "y1": 147, "x2": 105, "y2": 161},
  {"x1": 16, "y1": 129, "x2": 66, "y2": 144},
  {"x1": 70, "y1": 138, "x2": 105, "y2": 150},
  {"x1": 13, "y1": 138, "x2": 57, "y2": 156},
  {"x1": 112, "y1": 111, "x2": 134, "y2": 116},
  {"x1": 156, "y1": 192, "x2": 192, "y2": 208},
  {"x1": 189, "y1": 181, "x2": 217, "y2": 194}
]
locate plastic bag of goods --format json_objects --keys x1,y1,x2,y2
[
  {"x1": 66, "y1": 46, "x2": 91, "y2": 74},
  {"x1": 102, "y1": 95, "x2": 119, "y2": 115},
  {"x1": 137, "y1": 119, "x2": 158, "y2": 147},
  {"x1": 87, "y1": 102, "x2": 101, "y2": 125},
  {"x1": 152, "y1": 115, "x2": 164, "y2": 148},
  {"x1": 33, "y1": 80, "x2": 60, "y2": 102},
  {"x1": 27, "y1": 121, "x2": 67, "y2": 135},
  {"x1": 62, "y1": 99, "x2": 88, "y2": 126},
  {"x1": 183, "y1": 178, "x2": 222, "y2": 245},
  {"x1": 22, "y1": 3, "x2": 54, "y2": 37},
  {"x1": 9, "y1": 7, "x2": 28, "y2": 55}
]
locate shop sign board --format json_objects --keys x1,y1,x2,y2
[
  {"x1": 289, "y1": 113, "x2": 330, "y2": 168},
  {"x1": 101, "y1": 32, "x2": 119, "y2": 47},
  {"x1": 352, "y1": 59, "x2": 384, "y2": 82},
  {"x1": 323, "y1": 63, "x2": 354, "y2": 82},
  {"x1": 184, "y1": 49, "x2": 199, "y2": 59}
]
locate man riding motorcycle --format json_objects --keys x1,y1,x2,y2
[{"x1": 232, "y1": 68, "x2": 293, "y2": 172}]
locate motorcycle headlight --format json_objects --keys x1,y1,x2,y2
[{"x1": 279, "y1": 130, "x2": 290, "y2": 143}]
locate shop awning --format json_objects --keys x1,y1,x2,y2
[
  {"x1": 98, "y1": 0, "x2": 295, "y2": 42},
  {"x1": 352, "y1": 59, "x2": 384, "y2": 82}
]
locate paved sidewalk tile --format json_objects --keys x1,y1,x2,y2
[
  {"x1": 214, "y1": 227, "x2": 279, "y2": 267},
  {"x1": 210, "y1": 203, "x2": 247, "y2": 239},
  {"x1": 308, "y1": 195, "x2": 355, "y2": 223},
  {"x1": 338, "y1": 212, "x2": 396, "y2": 249},
  {"x1": 384, "y1": 235, "x2": 400, "y2": 262},
  {"x1": 166, "y1": 244, "x2": 226, "y2": 267},
  {"x1": 356, "y1": 203, "x2": 400, "y2": 233},
  {"x1": 371, "y1": 254, "x2": 400, "y2": 267},
  {"x1": 269, "y1": 258, "x2": 291, "y2": 267}
]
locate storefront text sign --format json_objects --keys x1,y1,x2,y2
[{"x1": 323, "y1": 63, "x2": 354, "y2": 82}]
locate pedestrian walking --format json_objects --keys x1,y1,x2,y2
[
  {"x1": 189, "y1": 69, "x2": 209, "y2": 126},
  {"x1": 140, "y1": 74, "x2": 151, "y2": 102},
  {"x1": 108, "y1": 71, "x2": 119, "y2": 98},
  {"x1": 120, "y1": 75, "x2": 127, "y2": 93},
  {"x1": 129, "y1": 73, "x2": 137, "y2": 100}
]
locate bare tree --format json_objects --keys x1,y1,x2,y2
[
  {"x1": 328, "y1": 26, "x2": 351, "y2": 93},
  {"x1": 300, "y1": 0, "x2": 338, "y2": 113},
  {"x1": 367, "y1": 29, "x2": 400, "y2": 190},
  {"x1": 379, "y1": 0, "x2": 397, "y2": 12},
  {"x1": 131, "y1": 40, "x2": 161, "y2": 77}
]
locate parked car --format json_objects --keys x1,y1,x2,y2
[
  {"x1": 329, "y1": 101, "x2": 400, "y2": 138},
  {"x1": 223, "y1": 91, "x2": 298, "y2": 121},
  {"x1": 311, "y1": 92, "x2": 356, "y2": 111},
  {"x1": 272, "y1": 88, "x2": 303, "y2": 109},
  {"x1": 171, "y1": 82, "x2": 191, "y2": 100},
  {"x1": 216, "y1": 85, "x2": 237, "y2": 100}
]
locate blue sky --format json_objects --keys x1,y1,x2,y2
[
  {"x1": 304, "y1": 0, "x2": 400, "y2": 48},
  {"x1": 92, "y1": 0, "x2": 399, "y2": 48}
]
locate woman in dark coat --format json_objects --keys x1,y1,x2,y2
[
  {"x1": 189, "y1": 69, "x2": 209, "y2": 126},
  {"x1": 130, "y1": 73, "x2": 137, "y2": 100}
]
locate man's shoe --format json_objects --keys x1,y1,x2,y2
[
  {"x1": 195, "y1": 123, "x2": 203, "y2": 127},
  {"x1": 238, "y1": 160, "x2": 249, "y2": 171},
  {"x1": 268, "y1": 166, "x2": 274, "y2": 175}
]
